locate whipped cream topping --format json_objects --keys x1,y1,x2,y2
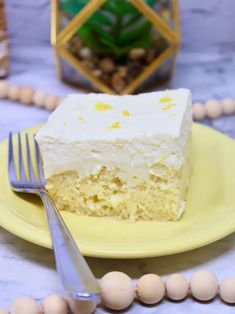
[{"x1": 36, "y1": 89, "x2": 192, "y2": 184}]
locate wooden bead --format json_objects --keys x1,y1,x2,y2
[
  {"x1": 67, "y1": 296, "x2": 96, "y2": 314},
  {"x1": 220, "y1": 277, "x2": 235, "y2": 304},
  {"x1": 205, "y1": 99, "x2": 223, "y2": 119},
  {"x1": 0, "y1": 80, "x2": 7, "y2": 99},
  {"x1": 44, "y1": 95, "x2": 59, "y2": 111},
  {"x1": 43, "y1": 295, "x2": 68, "y2": 314},
  {"x1": 19, "y1": 87, "x2": 34, "y2": 105},
  {"x1": 7, "y1": 85, "x2": 20, "y2": 101},
  {"x1": 221, "y1": 98, "x2": 235, "y2": 115},
  {"x1": 136, "y1": 274, "x2": 165, "y2": 305},
  {"x1": 33, "y1": 91, "x2": 47, "y2": 107},
  {"x1": 56, "y1": 97, "x2": 64, "y2": 107},
  {"x1": 10, "y1": 296, "x2": 43, "y2": 314},
  {"x1": 166, "y1": 274, "x2": 189, "y2": 301},
  {"x1": 100, "y1": 271, "x2": 134, "y2": 310},
  {"x1": 192, "y1": 103, "x2": 206, "y2": 120},
  {"x1": 190, "y1": 270, "x2": 218, "y2": 301}
]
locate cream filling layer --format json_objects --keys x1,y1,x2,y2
[{"x1": 36, "y1": 89, "x2": 192, "y2": 184}]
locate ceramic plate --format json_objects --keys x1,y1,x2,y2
[{"x1": 0, "y1": 123, "x2": 235, "y2": 258}]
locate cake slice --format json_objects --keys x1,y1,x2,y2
[{"x1": 35, "y1": 89, "x2": 192, "y2": 221}]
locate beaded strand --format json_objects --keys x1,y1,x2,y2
[
  {"x1": 0, "y1": 81, "x2": 63, "y2": 111},
  {"x1": 1, "y1": 271, "x2": 235, "y2": 314},
  {"x1": 193, "y1": 98, "x2": 235, "y2": 120},
  {"x1": 1, "y1": 80, "x2": 235, "y2": 119}
]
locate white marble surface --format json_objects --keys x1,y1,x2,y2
[{"x1": 1, "y1": 47, "x2": 235, "y2": 313}]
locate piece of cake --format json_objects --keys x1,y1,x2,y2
[{"x1": 35, "y1": 89, "x2": 192, "y2": 221}]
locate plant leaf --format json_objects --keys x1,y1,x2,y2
[
  {"x1": 78, "y1": 26, "x2": 98, "y2": 50},
  {"x1": 89, "y1": 25, "x2": 116, "y2": 43},
  {"x1": 101, "y1": 2, "x2": 120, "y2": 15},
  {"x1": 102, "y1": 0, "x2": 136, "y2": 16},
  {"x1": 115, "y1": 0, "x2": 137, "y2": 14},
  {"x1": 98, "y1": 35, "x2": 117, "y2": 48},
  {"x1": 118, "y1": 20, "x2": 152, "y2": 46},
  {"x1": 88, "y1": 12, "x2": 113, "y2": 26},
  {"x1": 69, "y1": 0, "x2": 157, "y2": 58},
  {"x1": 124, "y1": 11, "x2": 142, "y2": 27},
  {"x1": 78, "y1": 27, "x2": 113, "y2": 55}
]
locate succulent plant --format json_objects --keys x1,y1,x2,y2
[{"x1": 60, "y1": 0, "x2": 157, "y2": 59}]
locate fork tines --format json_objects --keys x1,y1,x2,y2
[{"x1": 8, "y1": 132, "x2": 45, "y2": 187}]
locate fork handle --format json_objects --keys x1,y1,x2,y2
[{"x1": 38, "y1": 189, "x2": 100, "y2": 301}]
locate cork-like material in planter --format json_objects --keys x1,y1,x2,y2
[{"x1": 51, "y1": 0, "x2": 180, "y2": 94}]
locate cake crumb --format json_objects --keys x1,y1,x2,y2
[
  {"x1": 122, "y1": 110, "x2": 131, "y2": 117},
  {"x1": 160, "y1": 96, "x2": 172, "y2": 103},
  {"x1": 96, "y1": 102, "x2": 113, "y2": 112}
]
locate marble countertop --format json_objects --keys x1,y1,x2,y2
[{"x1": 1, "y1": 47, "x2": 235, "y2": 313}]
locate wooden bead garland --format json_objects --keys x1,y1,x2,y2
[
  {"x1": 221, "y1": 98, "x2": 235, "y2": 115},
  {"x1": 0, "y1": 80, "x2": 235, "y2": 120},
  {"x1": 33, "y1": 90, "x2": 47, "y2": 108},
  {"x1": 7, "y1": 85, "x2": 20, "y2": 101},
  {"x1": 44, "y1": 95, "x2": 60, "y2": 111},
  {"x1": 193, "y1": 98, "x2": 235, "y2": 120},
  {"x1": 0, "y1": 80, "x2": 7, "y2": 98},
  {"x1": 0, "y1": 80, "x2": 63, "y2": 110},
  {"x1": 205, "y1": 99, "x2": 223, "y2": 119},
  {"x1": 19, "y1": 87, "x2": 34, "y2": 105},
  {"x1": 192, "y1": 103, "x2": 206, "y2": 120},
  {"x1": 1, "y1": 270, "x2": 235, "y2": 313}
]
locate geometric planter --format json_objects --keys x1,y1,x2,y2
[{"x1": 51, "y1": 0, "x2": 180, "y2": 94}]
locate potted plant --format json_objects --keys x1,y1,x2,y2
[{"x1": 52, "y1": 0, "x2": 180, "y2": 94}]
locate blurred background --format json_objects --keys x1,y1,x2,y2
[{"x1": 3, "y1": 0, "x2": 235, "y2": 98}]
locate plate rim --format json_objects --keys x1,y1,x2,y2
[{"x1": 1, "y1": 123, "x2": 235, "y2": 259}]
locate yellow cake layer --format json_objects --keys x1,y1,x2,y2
[{"x1": 46, "y1": 137, "x2": 191, "y2": 222}]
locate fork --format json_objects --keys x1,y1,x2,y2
[{"x1": 8, "y1": 132, "x2": 100, "y2": 302}]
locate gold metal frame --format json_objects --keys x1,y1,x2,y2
[{"x1": 51, "y1": 0, "x2": 180, "y2": 94}]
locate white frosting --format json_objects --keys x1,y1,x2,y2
[{"x1": 35, "y1": 89, "x2": 192, "y2": 184}]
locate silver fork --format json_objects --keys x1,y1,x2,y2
[{"x1": 8, "y1": 132, "x2": 100, "y2": 302}]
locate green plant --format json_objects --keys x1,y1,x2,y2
[{"x1": 60, "y1": 0, "x2": 158, "y2": 59}]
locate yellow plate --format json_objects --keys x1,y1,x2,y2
[{"x1": 0, "y1": 123, "x2": 235, "y2": 258}]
